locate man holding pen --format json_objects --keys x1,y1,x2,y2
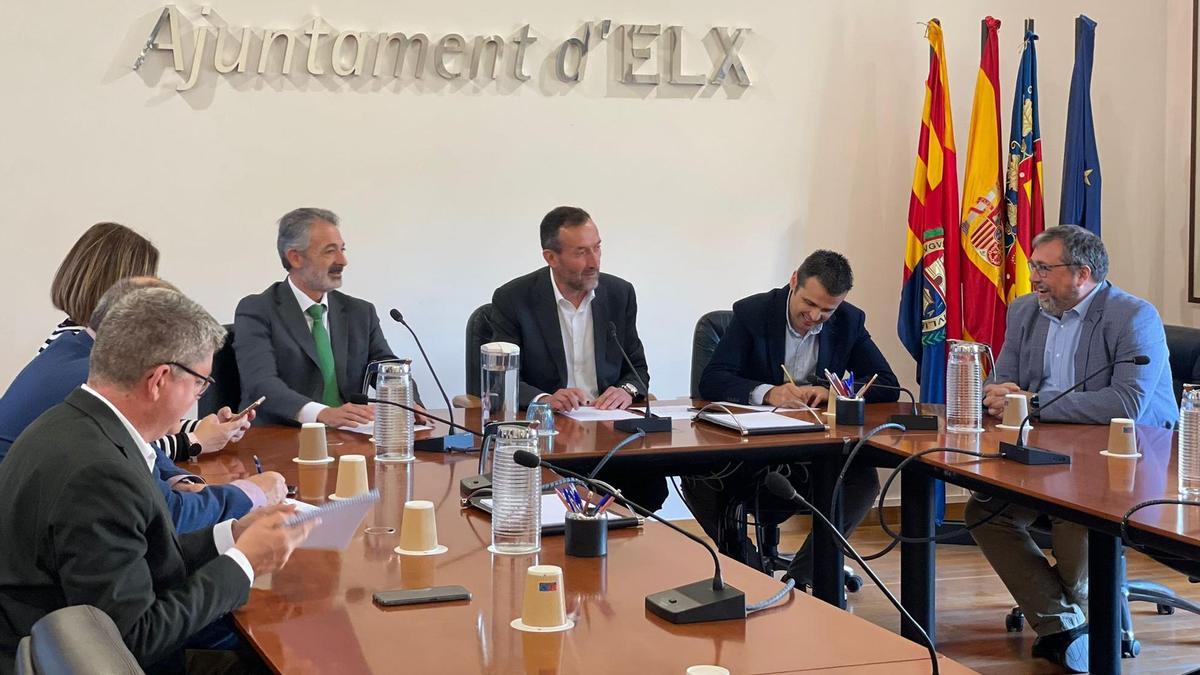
[{"x1": 688, "y1": 250, "x2": 900, "y2": 587}]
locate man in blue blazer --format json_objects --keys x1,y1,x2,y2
[
  {"x1": 0, "y1": 278, "x2": 283, "y2": 534},
  {"x1": 690, "y1": 250, "x2": 900, "y2": 586},
  {"x1": 966, "y1": 226, "x2": 1177, "y2": 673}
]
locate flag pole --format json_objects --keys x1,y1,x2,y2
[{"x1": 1024, "y1": 18, "x2": 1035, "y2": 34}]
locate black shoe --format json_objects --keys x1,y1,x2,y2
[
  {"x1": 1031, "y1": 624, "x2": 1089, "y2": 673},
  {"x1": 780, "y1": 570, "x2": 811, "y2": 593}
]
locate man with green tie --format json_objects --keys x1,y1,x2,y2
[{"x1": 234, "y1": 208, "x2": 422, "y2": 427}]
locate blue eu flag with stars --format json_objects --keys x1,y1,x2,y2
[{"x1": 1060, "y1": 15, "x2": 1101, "y2": 235}]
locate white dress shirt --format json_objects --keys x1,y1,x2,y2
[
  {"x1": 749, "y1": 294, "x2": 824, "y2": 405},
  {"x1": 288, "y1": 276, "x2": 332, "y2": 424},
  {"x1": 80, "y1": 384, "x2": 255, "y2": 583},
  {"x1": 549, "y1": 270, "x2": 600, "y2": 400}
]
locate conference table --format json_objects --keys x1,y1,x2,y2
[{"x1": 196, "y1": 413, "x2": 976, "y2": 674}]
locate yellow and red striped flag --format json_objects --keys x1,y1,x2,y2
[{"x1": 959, "y1": 17, "x2": 1007, "y2": 353}]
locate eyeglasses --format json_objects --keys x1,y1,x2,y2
[
  {"x1": 167, "y1": 361, "x2": 215, "y2": 398},
  {"x1": 1027, "y1": 261, "x2": 1076, "y2": 277}
]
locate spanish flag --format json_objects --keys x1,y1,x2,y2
[
  {"x1": 899, "y1": 19, "x2": 960, "y2": 404},
  {"x1": 959, "y1": 17, "x2": 1007, "y2": 354},
  {"x1": 1004, "y1": 27, "x2": 1045, "y2": 302}
]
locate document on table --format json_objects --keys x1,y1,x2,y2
[
  {"x1": 285, "y1": 490, "x2": 379, "y2": 550},
  {"x1": 339, "y1": 421, "x2": 434, "y2": 435},
  {"x1": 630, "y1": 405, "x2": 697, "y2": 420},
  {"x1": 696, "y1": 411, "x2": 826, "y2": 436},
  {"x1": 559, "y1": 407, "x2": 641, "y2": 422},
  {"x1": 710, "y1": 401, "x2": 776, "y2": 412}
]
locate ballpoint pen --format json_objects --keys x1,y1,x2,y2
[{"x1": 253, "y1": 455, "x2": 264, "y2": 474}]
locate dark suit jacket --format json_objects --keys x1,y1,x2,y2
[
  {"x1": 0, "y1": 335, "x2": 252, "y2": 532},
  {"x1": 699, "y1": 286, "x2": 901, "y2": 404},
  {"x1": 490, "y1": 267, "x2": 651, "y2": 407},
  {"x1": 0, "y1": 389, "x2": 250, "y2": 671},
  {"x1": 234, "y1": 280, "x2": 399, "y2": 425}
]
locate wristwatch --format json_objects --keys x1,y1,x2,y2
[{"x1": 620, "y1": 383, "x2": 639, "y2": 398}]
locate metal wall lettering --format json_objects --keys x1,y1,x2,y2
[
  {"x1": 373, "y1": 33, "x2": 428, "y2": 78},
  {"x1": 434, "y1": 34, "x2": 465, "y2": 79},
  {"x1": 331, "y1": 32, "x2": 367, "y2": 76},
  {"x1": 666, "y1": 26, "x2": 705, "y2": 86},
  {"x1": 620, "y1": 24, "x2": 660, "y2": 85},
  {"x1": 469, "y1": 35, "x2": 504, "y2": 79},
  {"x1": 709, "y1": 27, "x2": 750, "y2": 86}
]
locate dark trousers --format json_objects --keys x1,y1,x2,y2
[
  {"x1": 682, "y1": 461, "x2": 879, "y2": 586},
  {"x1": 592, "y1": 467, "x2": 669, "y2": 512}
]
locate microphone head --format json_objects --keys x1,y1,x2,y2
[
  {"x1": 512, "y1": 450, "x2": 542, "y2": 469},
  {"x1": 347, "y1": 393, "x2": 371, "y2": 405},
  {"x1": 1131, "y1": 355, "x2": 1150, "y2": 366},
  {"x1": 389, "y1": 308, "x2": 404, "y2": 323},
  {"x1": 763, "y1": 472, "x2": 797, "y2": 501}
]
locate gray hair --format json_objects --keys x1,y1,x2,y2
[
  {"x1": 88, "y1": 277, "x2": 178, "y2": 331},
  {"x1": 277, "y1": 207, "x2": 339, "y2": 271},
  {"x1": 1032, "y1": 225, "x2": 1109, "y2": 283},
  {"x1": 90, "y1": 288, "x2": 226, "y2": 390}
]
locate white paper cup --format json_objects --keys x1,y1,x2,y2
[
  {"x1": 331, "y1": 454, "x2": 368, "y2": 499},
  {"x1": 511, "y1": 565, "x2": 573, "y2": 632},
  {"x1": 394, "y1": 500, "x2": 447, "y2": 555}
]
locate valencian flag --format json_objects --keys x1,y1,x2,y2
[
  {"x1": 899, "y1": 19, "x2": 960, "y2": 405},
  {"x1": 959, "y1": 17, "x2": 1007, "y2": 355},
  {"x1": 1060, "y1": 15, "x2": 1101, "y2": 235},
  {"x1": 1004, "y1": 26, "x2": 1045, "y2": 302}
]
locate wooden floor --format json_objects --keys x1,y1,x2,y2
[{"x1": 676, "y1": 518, "x2": 1200, "y2": 674}]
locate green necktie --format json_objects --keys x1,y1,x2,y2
[{"x1": 306, "y1": 304, "x2": 342, "y2": 407}]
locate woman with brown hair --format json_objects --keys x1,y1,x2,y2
[{"x1": 42, "y1": 222, "x2": 160, "y2": 352}]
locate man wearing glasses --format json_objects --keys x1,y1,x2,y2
[{"x1": 967, "y1": 225, "x2": 1176, "y2": 673}]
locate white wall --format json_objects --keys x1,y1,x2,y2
[{"x1": 1, "y1": 0, "x2": 1196, "y2": 406}]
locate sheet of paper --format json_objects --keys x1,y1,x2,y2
[
  {"x1": 559, "y1": 407, "x2": 641, "y2": 422},
  {"x1": 285, "y1": 498, "x2": 319, "y2": 512},
  {"x1": 339, "y1": 421, "x2": 434, "y2": 435},
  {"x1": 630, "y1": 405, "x2": 697, "y2": 420},
  {"x1": 700, "y1": 411, "x2": 823, "y2": 431},
  {"x1": 710, "y1": 401, "x2": 776, "y2": 412},
  {"x1": 287, "y1": 491, "x2": 379, "y2": 550},
  {"x1": 480, "y1": 494, "x2": 630, "y2": 528}
]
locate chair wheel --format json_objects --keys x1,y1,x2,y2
[
  {"x1": 1005, "y1": 608, "x2": 1024, "y2": 632},
  {"x1": 1122, "y1": 639, "x2": 1141, "y2": 658},
  {"x1": 1156, "y1": 604, "x2": 1175, "y2": 615},
  {"x1": 844, "y1": 574, "x2": 863, "y2": 593}
]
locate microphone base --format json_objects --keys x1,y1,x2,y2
[
  {"x1": 888, "y1": 413, "x2": 940, "y2": 431},
  {"x1": 999, "y1": 441, "x2": 1071, "y2": 465},
  {"x1": 459, "y1": 473, "x2": 492, "y2": 497},
  {"x1": 614, "y1": 414, "x2": 673, "y2": 434},
  {"x1": 645, "y1": 579, "x2": 745, "y2": 624},
  {"x1": 414, "y1": 432, "x2": 476, "y2": 453}
]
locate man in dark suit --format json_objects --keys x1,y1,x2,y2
[
  {"x1": 0, "y1": 287, "x2": 313, "y2": 673},
  {"x1": 235, "y1": 207, "x2": 423, "y2": 427},
  {"x1": 0, "y1": 277, "x2": 284, "y2": 533},
  {"x1": 689, "y1": 250, "x2": 900, "y2": 586},
  {"x1": 489, "y1": 206, "x2": 665, "y2": 509}
]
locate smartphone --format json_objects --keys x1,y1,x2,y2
[
  {"x1": 231, "y1": 396, "x2": 266, "y2": 421},
  {"x1": 373, "y1": 585, "x2": 471, "y2": 607}
]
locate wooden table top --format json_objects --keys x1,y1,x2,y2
[
  {"x1": 864, "y1": 407, "x2": 1200, "y2": 548},
  {"x1": 201, "y1": 426, "x2": 962, "y2": 674}
]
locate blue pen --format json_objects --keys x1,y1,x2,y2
[{"x1": 253, "y1": 455, "x2": 264, "y2": 474}]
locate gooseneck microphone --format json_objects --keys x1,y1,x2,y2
[
  {"x1": 513, "y1": 450, "x2": 746, "y2": 623},
  {"x1": 605, "y1": 322, "x2": 672, "y2": 434},
  {"x1": 388, "y1": 309, "x2": 474, "y2": 452},
  {"x1": 764, "y1": 472, "x2": 939, "y2": 675},
  {"x1": 347, "y1": 394, "x2": 482, "y2": 442},
  {"x1": 812, "y1": 375, "x2": 939, "y2": 431},
  {"x1": 1000, "y1": 354, "x2": 1151, "y2": 465}
]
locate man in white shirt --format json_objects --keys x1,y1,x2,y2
[
  {"x1": 489, "y1": 206, "x2": 665, "y2": 508},
  {"x1": 0, "y1": 287, "x2": 313, "y2": 673},
  {"x1": 235, "y1": 207, "x2": 426, "y2": 427}
]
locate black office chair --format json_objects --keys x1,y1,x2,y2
[
  {"x1": 688, "y1": 310, "x2": 862, "y2": 591},
  {"x1": 15, "y1": 605, "x2": 143, "y2": 675},
  {"x1": 1004, "y1": 324, "x2": 1200, "y2": 657},
  {"x1": 198, "y1": 323, "x2": 241, "y2": 417}
]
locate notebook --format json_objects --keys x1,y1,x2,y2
[
  {"x1": 285, "y1": 490, "x2": 380, "y2": 550},
  {"x1": 695, "y1": 411, "x2": 827, "y2": 436}
]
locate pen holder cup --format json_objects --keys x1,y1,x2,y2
[
  {"x1": 835, "y1": 397, "x2": 865, "y2": 426},
  {"x1": 564, "y1": 513, "x2": 607, "y2": 558}
]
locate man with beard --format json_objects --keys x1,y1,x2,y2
[
  {"x1": 966, "y1": 225, "x2": 1176, "y2": 673},
  {"x1": 235, "y1": 208, "x2": 424, "y2": 427},
  {"x1": 488, "y1": 206, "x2": 667, "y2": 510}
]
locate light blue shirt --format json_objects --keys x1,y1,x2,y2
[{"x1": 1039, "y1": 283, "x2": 1102, "y2": 398}]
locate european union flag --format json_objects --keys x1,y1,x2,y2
[{"x1": 1060, "y1": 15, "x2": 1101, "y2": 235}]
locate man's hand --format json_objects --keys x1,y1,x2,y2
[
  {"x1": 593, "y1": 386, "x2": 633, "y2": 410},
  {"x1": 983, "y1": 382, "x2": 1023, "y2": 418},
  {"x1": 231, "y1": 505, "x2": 316, "y2": 576},
  {"x1": 244, "y1": 471, "x2": 287, "y2": 505},
  {"x1": 192, "y1": 408, "x2": 253, "y2": 453},
  {"x1": 410, "y1": 403, "x2": 432, "y2": 426},
  {"x1": 217, "y1": 406, "x2": 255, "y2": 443},
  {"x1": 765, "y1": 384, "x2": 828, "y2": 409},
  {"x1": 317, "y1": 403, "x2": 375, "y2": 428},
  {"x1": 544, "y1": 388, "x2": 591, "y2": 412}
]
